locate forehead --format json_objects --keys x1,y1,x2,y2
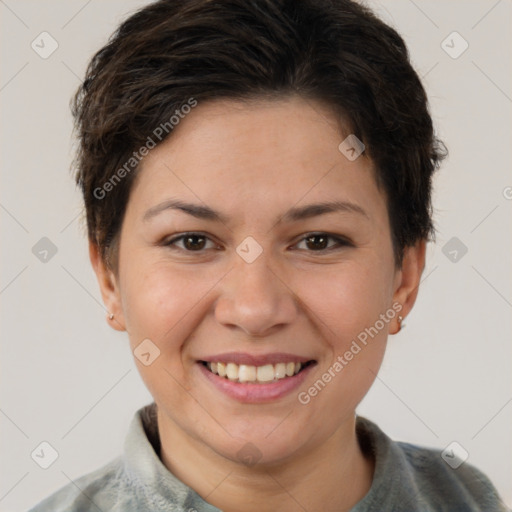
[{"x1": 127, "y1": 97, "x2": 386, "y2": 224}]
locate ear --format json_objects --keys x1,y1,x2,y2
[
  {"x1": 389, "y1": 239, "x2": 427, "y2": 335},
  {"x1": 89, "y1": 240, "x2": 126, "y2": 332}
]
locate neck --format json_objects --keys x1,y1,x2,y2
[{"x1": 157, "y1": 409, "x2": 374, "y2": 512}]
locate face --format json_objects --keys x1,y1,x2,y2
[{"x1": 92, "y1": 96, "x2": 424, "y2": 466}]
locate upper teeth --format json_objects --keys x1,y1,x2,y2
[{"x1": 207, "y1": 361, "x2": 302, "y2": 383}]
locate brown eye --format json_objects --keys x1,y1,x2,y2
[
  {"x1": 295, "y1": 233, "x2": 350, "y2": 252},
  {"x1": 182, "y1": 234, "x2": 207, "y2": 251},
  {"x1": 164, "y1": 233, "x2": 216, "y2": 251},
  {"x1": 305, "y1": 234, "x2": 330, "y2": 250}
]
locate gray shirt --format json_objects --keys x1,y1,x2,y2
[{"x1": 29, "y1": 403, "x2": 509, "y2": 511}]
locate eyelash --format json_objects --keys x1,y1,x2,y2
[{"x1": 163, "y1": 232, "x2": 352, "y2": 253}]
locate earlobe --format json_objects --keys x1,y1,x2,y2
[
  {"x1": 88, "y1": 240, "x2": 126, "y2": 332},
  {"x1": 390, "y1": 239, "x2": 427, "y2": 335},
  {"x1": 396, "y1": 315, "x2": 404, "y2": 333}
]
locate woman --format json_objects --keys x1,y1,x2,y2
[{"x1": 29, "y1": 0, "x2": 507, "y2": 510}]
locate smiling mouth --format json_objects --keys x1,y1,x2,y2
[{"x1": 200, "y1": 360, "x2": 316, "y2": 384}]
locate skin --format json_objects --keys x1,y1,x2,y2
[{"x1": 90, "y1": 96, "x2": 426, "y2": 512}]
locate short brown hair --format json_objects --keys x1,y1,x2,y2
[{"x1": 72, "y1": 0, "x2": 447, "y2": 271}]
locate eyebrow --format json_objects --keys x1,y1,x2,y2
[{"x1": 142, "y1": 198, "x2": 369, "y2": 224}]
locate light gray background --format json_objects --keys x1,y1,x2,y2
[{"x1": 1, "y1": 1, "x2": 511, "y2": 510}]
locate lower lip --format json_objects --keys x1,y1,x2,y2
[{"x1": 197, "y1": 362, "x2": 315, "y2": 403}]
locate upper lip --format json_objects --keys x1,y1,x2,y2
[{"x1": 199, "y1": 352, "x2": 314, "y2": 366}]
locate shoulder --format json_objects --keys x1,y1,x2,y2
[
  {"x1": 355, "y1": 417, "x2": 509, "y2": 511},
  {"x1": 397, "y1": 440, "x2": 508, "y2": 510},
  {"x1": 28, "y1": 456, "x2": 128, "y2": 512}
]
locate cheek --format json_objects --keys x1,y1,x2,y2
[
  {"x1": 291, "y1": 264, "x2": 390, "y2": 429},
  {"x1": 121, "y1": 260, "x2": 220, "y2": 350},
  {"x1": 293, "y1": 259, "x2": 393, "y2": 343},
  {"x1": 120, "y1": 263, "x2": 208, "y2": 404}
]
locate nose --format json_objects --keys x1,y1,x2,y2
[{"x1": 214, "y1": 254, "x2": 299, "y2": 338}]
